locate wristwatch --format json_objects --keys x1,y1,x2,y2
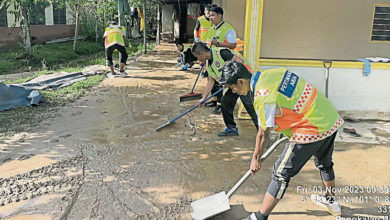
[{"x1": 216, "y1": 41, "x2": 220, "y2": 47}]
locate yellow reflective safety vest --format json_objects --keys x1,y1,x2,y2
[
  {"x1": 206, "y1": 47, "x2": 252, "y2": 81},
  {"x1": 196, "y1": 15, "x2": 211, "y2": 42},
  {"x1": 206, "y1": 21, "x2": 235, "y2": 46},
  {"x1": 104, "y1": 25, "x2": 126, "y2": 48},
  {"x1": 250, "y1": 68, "x2": 344, "y2": 144}
]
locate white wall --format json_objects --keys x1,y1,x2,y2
[
  {"x1": 161, "y1": 5, "x2": 174, "y2": 33},
  {"x1": 7, "y1": 4, "x2": 20, "y2": 27},
  {"x1": 45, "y1": 4, "x2": 54, "y2": 25},
  {"x1": 259, "y1": 66, "x2": 390, "y2": 113},
  {"x1": 66, "y1": 5, "x2": 75, "y2": 25}
]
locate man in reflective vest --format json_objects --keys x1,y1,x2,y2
[
  {"x1": 207, "y1": 6, "x2": 237, "y2": 50},
  {"x1": 193, "y1": 4, "x2": 214, "y2": 43},
  {"x1": 103, "y1": 21, "x2": 128, "y2": 76},
  {"x1": 202, "y1": 6, "x2": 238, "y2": 113},
  {"x1": 192, "y1": 42, "x2": 258, "y2": 136},
  {"x1": 220, "y1": 61, "x2": 343, "y2": 219}
]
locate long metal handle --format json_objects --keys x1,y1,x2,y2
[
  {"x1": 323, "y1": 60, "x2": 332, "y2": 98},
  {"x1": 156, "y1": 88, "x2": 223, "y2": 131},
  {"x1": 169, "y1": 88, "x2": 223, "y2": 123},
  {"x1": 226, "y1": 136, "x2": 288, "y2": 198},
  {"x1": 190, "y1": 64, "x2": 204, "y2": 92}
]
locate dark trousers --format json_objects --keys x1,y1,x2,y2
[
  {"x1": 211, "y1": 81, "x2": 222, "y2": 103},
  {"x1": 105, "y1": 44, "x2": 128, "y2": 66},
  {"x1": 267, "y1": 132, "x2": 337, "y2": 199},
  {"x1": 221, "y1": 88, "x2": 258, "y2": 129}
]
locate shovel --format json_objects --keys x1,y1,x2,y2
[{"x1": 191, "y1": 136, "x2": 288, "y2": 220}]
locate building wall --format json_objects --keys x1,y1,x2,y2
[
  {"x1": 0, "y1": 25, "x2": 75, "y2": 50},
  {"x1": 259, "y1": 65, "x2": 390, "y2": 114},
  {"x1": 261, "y1": 0, "x2": 390, "y2": 60},
  {"x1": 162, "y1": 5, "x2": 174, "y2": 33},
  {"x1": 45, "y1": 4, "x2": 54, "y2": 25},
  {"x1": 0, "y1": 3, "x2": 75, "y2": 50},
  {"x1": 186, "y1": 16, "x2": 196, "y2": 40}
]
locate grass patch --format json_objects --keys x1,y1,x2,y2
[
  {"x1": 0, "y1": 41, "x2": 155, "y2": 75},
  {"x1": 0, "y1": 41, "x2": 103, "y2": 75},
  {"x1": 0, "y1": 41, "x2": 156, "y2": 138}
]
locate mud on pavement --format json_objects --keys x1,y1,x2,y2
[{"x1": 0, "y1": 44, "x2": 390, "y2": 220}]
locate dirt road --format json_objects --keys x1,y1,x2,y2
[{"x1": 0, "y1": 44, "x2": 389, "y2": 220}]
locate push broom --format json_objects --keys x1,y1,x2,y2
[{"x1": 179, "y1": 66, "x2": 204, "y2": 102}]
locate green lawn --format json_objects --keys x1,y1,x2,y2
[
  {"x1": 0, "y1": 40, "x2": 155, "y2": 137},
  {"x1": 0, "y1": 40, "x2": 155, "y2": 75}
]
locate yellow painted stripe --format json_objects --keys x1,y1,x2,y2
[
  {"x1": 244, "y1": 0, "x2": 253, "y2": 60},
  {"x1": 258, "y1": 58, "x2": 390, "y2": 70}
]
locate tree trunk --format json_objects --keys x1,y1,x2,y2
[
  {"x1": 103, "y1": 0, "x2": 106, "y2": 26},
  {"x1": 20, "y1": 6, "x2": 31, "y2": 55},
  {"x1": 156, "y1": 4, "x2": 160, "y2": 45},
  {"x1": 118, "y1": 0, "x2": 124, "y2": 26},
  {"x1": 143, "y1": 0, "x2": 146, "y2": 54},
  {"x1": 95, "y1": 2, "x2": 98, "y2": 42},
  {"x1": 73, "y1": 8, "x2": 79, "y2": 51}
]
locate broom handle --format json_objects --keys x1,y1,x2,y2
[
  {"x1": 190, "y1": 64, "x2": 204, "y2": 93},
  {"x1": 227, "y1": 136, "x2": 288, "y2": 198},
  {"x1": 168, "y1": 88, "x2": 223, "y2": 124}
]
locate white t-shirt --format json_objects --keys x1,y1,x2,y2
[
  {"x1": 225, "y1": 29, "x2": 237, "y2": 43},
  {"x1": 257, "y1": 104, "x2": 279, "y2": 128}
]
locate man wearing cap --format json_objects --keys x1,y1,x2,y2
[{"x1": 219, "y1": 61, "x2": 344, "y2": 219}]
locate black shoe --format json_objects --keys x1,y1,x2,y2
[
  {"x1": 212, "y1": 105, "x2": 222, "y2": 114},
  {"x1": 205, "y1": 101, "x2": 217, "y2": 107},
  {"x1": 200, "y1": 71, "x2": 208, "y2": 78}
]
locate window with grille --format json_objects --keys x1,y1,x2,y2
[
  {"x1": 371, "y1": 5, "x2": 390, "y2": 42},
  {"x1": 0, "y1": 6, "x2": 7, "y2": 27},
  {"x1": 53, "y1": 3, "x2": 66, "y2": 24},
  {"x1": 29, "y1": 4, "x2": 45, "y2": 25}
]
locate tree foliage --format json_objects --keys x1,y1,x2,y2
[{"x1": 0, "y1": 0, "x2": 159, "y2": 53}]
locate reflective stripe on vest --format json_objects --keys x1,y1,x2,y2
[
  {"x1": 206, "y1": 47, "x2": 252, "y2": 81},
  {"x1": 105, "y1": 26, "x2": 125, "y2": 48},
  {"x1": 252, "y1": 68, "x2": 344, "y2": 143},
  {"x1": 197, "y1": 16, "x2": 211, "y2": 42}
]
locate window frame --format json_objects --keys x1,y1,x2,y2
[
  {"x1": 53, "y1": 3, "x2": 66, "y2": 25},
  {"x1": 370, "y1": 4, "x2": 390, "y2": 43},
  {"x1": 0, "y1": 6, "x2": 8, "y2": 27},
  {"x1": 29, "y1": 4, "x2": 46, "y2": 25}
]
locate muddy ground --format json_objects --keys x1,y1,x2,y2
[{"x1": 0, "y1": 44, "x2": 389, "y2": 220}]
